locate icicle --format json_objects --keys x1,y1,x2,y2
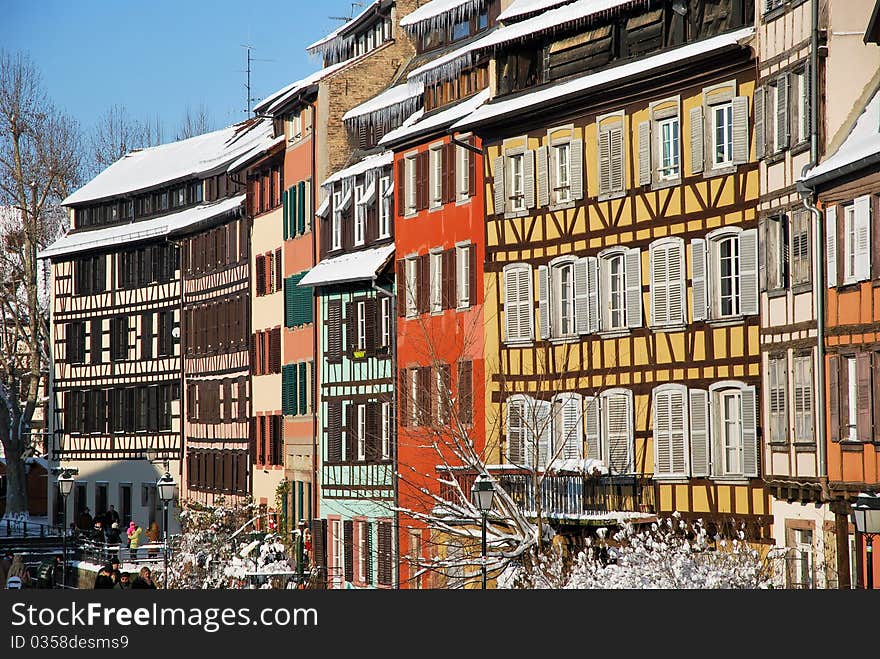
[
  {"x1": 343, "y1": 94, "x2": 424, "y2": 138},
  {"x1": 403, "y1": 0, "x2": 488, "y2": 40}
]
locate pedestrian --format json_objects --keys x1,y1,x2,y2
[
  {"x1": 131, "y1": 566, "x2": 156, "y2": 589},
  {"x1": 93, "y1": 566, "x2": 114, "y2": 589},
  {"x1": 105, "y1": 505, "x2": 120, "y2": 527},
  {"x1": 146, "y1": 521, "x2": 160, "y2": 558},
  {"x1": 36, "y1": 556, "x2": 63, "y2": 589},
  {"x1": 108, "y1": 558, "x2": 121, "y2": 583},
  {"x1": 114, "y1": 572, "x2": 132, "y2": 590},
  {"x1": 77, "y1": 507, "x2": 93, "y2": 531},
  {"x1": 125, "y1": 521, "x2": 136, "y2": 546},
  {"x1": 128, "y1": 523, "x2": 143, "y2": 560},
  {"x1": 6, "y1": 555, "x2": 31, "y2": 589},
  {"x1": 0, "y1": 551, "x2": 12, "y2": 587},
  {"x1": 92, "y1": 520, "x2": 104, "y2": 544},
  {"x1": 105, "y1": 522, "x2": 122, "y2": 545}
]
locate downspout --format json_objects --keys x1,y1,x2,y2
[
  {"x1": 311, "y1": 101, "x2": 320, "y2": 525},
  {"x1": 371, "y1": 276, "x2": 397, "y2": 590}
]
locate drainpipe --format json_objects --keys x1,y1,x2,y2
[
  {"x1": 311, "y1": 101, "x2": 319, "y2": 525},
  {"x1": 371, "y1": 276, "x2": 398, "y2": 589}
]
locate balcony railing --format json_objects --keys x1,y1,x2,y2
[{"x1": 440, "y1": 468, "x2": 655, "y2": 522}]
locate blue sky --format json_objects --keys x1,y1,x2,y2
[{"x1": 2, "y1": 0, "x2": 360, "y2": 137}]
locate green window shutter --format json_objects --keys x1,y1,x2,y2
[
  {"x1": 282, "y1": 189, "x2": 289, "y2": 240},
  {"x1": 297, "y1": 181, "x2": 306, "y2": 235},
  {"x1": 284, "y1": 276, "x2": 295, "y2": 328},
  {"x1": 297, "y1": 271, "x2": 313, "y2": 324},
  {"x1": 298, "y1": 362, "x2": 308, "y2": 414},
  {"x1": 282, "y1": 364, "x2": 296, "y2": 416},
  {"x1": 288, "y1": 185, "x2": 297, "y2": 239}
]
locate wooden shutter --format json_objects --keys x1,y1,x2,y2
[
  {"x1": 689, "y1": 106, "x2": 704, "y2": 174},
  {"x1": 345, "y1": 302, "x2": 355, "y2": 357},
  {"x1": 523, "y1": 149, "x2": 536, "y2": 209},
  {"x1": 691, "y1": 238, "x2": 707, "y2": 321},
  {"x1": 416, "y1": 151, "x2": 428, "y2": 211},
  {"x1": 297, "y1": 181, "x2": 307, "y2": 234},
  {"x1": 328, "y1": 300, "x2": 342, "y2": 362},
  {"x1": 574, "y1": 257, "x2": 589, "y2": 334},
  {"x1": 538, "y1": 264, "x2": 550, "y2": 340},
  {"x1": 855, "y1": 195, "x2": 872, "y2": 282},
  {"x1": 689, "y1": 388, "x2": 710, "y2": 476},
  {"x1": 282, "y1": 364, "x2": 295, "y2": 416},
  {"x1": 610, "y1": 126, "x2": 624, "y2": 193},
  {"x1": 468, "y1": 245, "x2": 476, "y2": 308},
  {"x1": 654, "y1": 389, "x2": 672, "y2": 476},
  {"x1": 299, "y1": 362, "x2": 308, "y2": 414},
  {"x1": 417, "y1": 367, "x2": 431, "y2": 426},
  {"x1": 826, "y1": 205, "x2": 838, "y2": 288},
  {"x1": 586, "y1": 256, "x2": 600, "y2": 333},
  {"x1": 776, "y1": 75, "x2": 790, "y2": 151},
  {"x1": 458, "y1": 360, "x2": 473, "y2": 425},
  {"x1": 442, "y1": 249, "x2": 455, "y2": 310},
  {"x1": 399, "y1": 369, "x2": 409, "y2": 428},
  {"x1": 468, "y1": 138, "x2": 477, "y2": 197},
  {"x1": 327, "y1": 401, "x2": 342, "y2": 461},
  {"x1": 237, "y1": 376, "x2": 248, "y2": 421},
  {"x1": 858, "y1": 352, "x2": 873, "y2": 441},
  {"x1": 364, "y1": 298, "x2": 377, "y2": 355},
  {"x1": 873, "y1": 353, "x2": 880, "y2": 443},
  {"x1": 270, "y1": 327, "x2": 281, "y2": 373},
  {"x1": 397, "y1": 159, "x2": 406, "y2": 217},
  {"x1": 141, "y1": 312, "x2": 153, "y2": 360},
  {"x1": 584, "y1": 396, "x2": 600, "y2": 462},
  {"x1": 638, "y1": 121, "x2": 651, "y2": 186},
  {"x1": 275, "y1": 248, "x2": 282, "y2": 292},
  {"x1": 732, "y1": 96, "x2": 750, "y2": 165},
  {"x1": 343, "y1": 520, "x2": 354, "y2": 583},
  {"x1": 625, "y1": 248, "x2": 642, "y2": 328},
  {"x1": 536, "y1": 145, "x2": 549, "y2": 207},
  {"x1": 90, "y1": 319, "x2": 102, "y2": 364},
  {"x1": 493, "y1": 155, "x2": 505, "y2": 215},
  {"x1": 740, "y1": 229, "x2": 759, "y2": 315},
  {"x1": 344, "y1": 403, "x2": 356, "y2": 461},
  {"x1": 570, "y1": 138, "x2": 584, "y2": 200},
  {"x1": 417, "y1": 254, "x2": 430, "y2": 314},
  {"x1": 377, "y1": 522, "x2": 392, "y2": 586},
  {"x1": 396, "y1": 260, "x2": 406, "y2": 317},
  {"x1": 558, "y1": 392, "x2": 584, "y2": 459},
  {"x1": 741, "y1": 385, "x2": 758, "y2": 477},
  {"x1": 506, "y1": 398, "x2": 525, "y2": 463},
  {"x1": 755, "y1": 86, "x2": 766, "y2": 160},
  {"x1": 255, "y1": 255, "x2": 266, "y2": 296},
  {"x1": 829, "y1": 355, "x2": 840, "y2": 442},
  {"x1": 441, "y1": 143, "x2": 453, "y2": 204},
  {"x1": 365, "y1": 402, "x2": 379, "y2": 461},
  {"x1": 223, "y1": 379, "x2": 233, "y2": 422},
  {"x1": 310, "y1": 519, "x2": 327, "y2": 568},
  {"x1": 598, "y1": 129, "x2": 612, "y2": 195}
]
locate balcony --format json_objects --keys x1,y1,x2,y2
[{"x1": 440, "y1": 467, "x2": 656, "y2": 524}]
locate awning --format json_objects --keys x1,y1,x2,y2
[
  {"x1": 316, "y1": 196, "x2": 331, "y2": 219},
  {"x1": 299, "y1": 243, "x2": 394, "y2": 287}
]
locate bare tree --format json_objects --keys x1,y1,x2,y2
[
  {"x1": 176, "y1": 104, "x2": 213, "y2": 141},
  {"x1": 0, "y1": 50, "x2": 82, "y2": 520},
  {"x1": 88, "y1": 105, "x2": 164, "y2": 178}
]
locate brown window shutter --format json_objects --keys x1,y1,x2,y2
[
  {"x1": 829, "y1": 355, "x2": 840, "y2": 442},
  {"x1": 417, "y1": 254, "x2": 430, "y2": 314},
  {"x1": 858, "y1": 352, "x2": 872, "y2": 441},
  {"x1": 239, "y1": 215, "x2": 248, "y2": 261},
  {"x1": 238, "y1": 376, "x2": 248, "y2": 422},
  {"x1": 345, "y1": 402, "x2": 358, "y2": 462},
  {"x1": 223, "y1": 379, "x2": 233, "y2": 422},
  {"x1": 255, "y1": 255, "x2": 266, "y2": 296},
  {"x1": 366, "y1": 402, "x2": 379, "y2": 461},
  {"x1": 417, "y1": 367, "x2": 431, "y2": 426},
  {"x1": 310, "y1": 519, "x2": 327, "y2": 568},
  {"x1": 468, "y1": 137, "x2": 477, "y2": 197},
  {"x1": 343, "y1": 520, "x2": 354, "y2": 582},
  {"x1": 874, "y1": 352, "x2": 880, "y2": 443},
  {"x1": 416, "y1": 152, "x2": 427, "y2": 211},
  {"x1": 345, "y1": 302, "x2": 355, "y2": 357},
  {"x1": 441, "y1": 143, "x2": 452, "y2": 204},
  {"x1": 468, "y1": 244, "x2": 477, "y2": 307},
  {"x1": 275, "y1": 248, "x2": 283, "y2": 292},
  {"x1": 396, "y1": 260, "x2": 406, "y2": 316},
  {"x1": 270, "y1": 327, "x2": 281, "y2": 373},
  {"x1": 328, "y1": 401, "x2": 342, "y2": 462},
  {"x1": 397, "y1": 159, "x2": 406, "y2": 217},
  {"x1": 442, "y1": 248, "x2": 455, "y2": 309},
  {"x1": 377, "y1": 522, "x2": 392, "y2": 586},
  {"x1": 458, "y1": 360, "x2": 473, "y2": 424},
  {"x1": 399, "y1": 369, "x2": 409, "y2": 428},
  {"x1": 328, "y1": 300, "x2": 342, "y2": 362},
  {"x1": 364, "y1": 298, "x2": 377, "y2": 355},
  {"x1": 249, "y1": 333, "x2": 257, "y2": 375},
  {"x1": 439, "y1": 363, "x2": 451, "y2": 424}
]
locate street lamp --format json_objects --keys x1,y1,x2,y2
[
  {"x1": 851, "y1": 492, "x2": 880, "y2": 590},
  {"x1": 296, "y1": 519, "x2": 308, "y2": 588},
  {"x1": 57, "y1": 470, "x2": 75, "y2": 589},
  {"x1": 471, "y1": 474, "x2": 495, "y2": 590},
  {"x1": 156, "y1": 472, "x2": 175, "y2": 589}
]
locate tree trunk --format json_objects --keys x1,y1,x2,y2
[{"x1": 1, "y1": 436, "x2": 28, "y2": 518}]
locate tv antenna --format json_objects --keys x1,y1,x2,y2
[
  {"x1": 241, "y1": 44, "x2": 275, "y2": 116},
  {"x1": 329, "y1": 2, "x2": 363, "y2": 22}
]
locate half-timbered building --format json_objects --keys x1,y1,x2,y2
[
  {"x1": 452, "y1": 0, "x2": 771, "y2": 549},
  {"x1": 42, "y1": 121, "x2": 269, "y2": 532}
]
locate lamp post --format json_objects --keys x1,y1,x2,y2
[
  {"x1": 156, "y1": 472, "x2": 176, "y2": 589},
  {"x1": 57, "y1": 470, "x2": 75, "y2": 589},
  {"x1": 851, "y1": 492, "x2": 880, "y2": 590},
  {"x1": 471, "y1": 474, "x2": 495, "y2": 590},
  {"x1": 296, "y1": 519, "x2": 308, "y2": 588}
]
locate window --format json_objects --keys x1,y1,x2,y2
[
  {"x1": 791, "y1": 210, "x2": 811, "y2": 287},
  {"x1": 357, "y1": 404, "x2": 366, "y2": 461},
  {"x1": 659, "y1": 116, "x2": 680, "y2": 180},
  {"x1": 409, "y1": 369, "x2": 418, "y2": 427},
  {"x1": 763, "y1": 214, "x2": 788, "y2": 292},
  {"x1": 829, "y1": 197, "x2": 871, "y2": 287},
  {"x1": 356, "y1": 301, "x2": 366, "y2": 352},
  {"x1": 505, "y1": 395, "x2": 551, "y2": 468},
  {"x1": 787, "y1": 528, "x2": 814, "y2": 589},
  {"x1": 846, "y1": 355, "x2": 857, "y2": 442},
  {"x1": 600, "y1": 252, "x2": 626, "y2": 332},
  {"x1": 331, "y1": 191, "x2": 343, "y2": 251},
  {"x1": 430, "y1": 251, "x2": 443, "y2": 313},
  {"x1": 378, "y1": 176, "x2": 391, "y2": 237},
  {"x1": 844, "y1": 204, "x2": 857, "y2": 284},
  {"x1": 793, "y1": 354, "x2": 814, "y2": 444},
  {"x1": 66, "y1": 322, "x2": 86, "y2": 364},
  {"x1": 717, "y1": 234, "x2": 740, "y2": 316},
  {"x1": 332, "y1": 520, "x2": 344, "y2": 588},
  {"x1": 451, "y1": 18, "x2": 469, "y2": 41},
  {"x1": 354, "y1": 185, "x2": 366, "y2": 246},
  {"x1": 553, "y1": 260, "x2": 576, "y2": 337},
  {"x1": 456, "y1": 142, "x2": 470, "y2": 201},
  {"x1": 653, "y1": 384, "x2": 689, "y2": 478},
  {"x1": 768, "y1": 355, "x2": 788, "y2": 445},
  {"x1": 109, "y1": 316, "x2": 128, "y2": 361},
  {"x1": 503, "y1": 263, "x2": 533, "y2": 343},
  {"x1": 793, "y1": 66, "x2": 811, "y2": 146},
  {"x1": 405, "y1": 155, "x2": 417, "y2": 215},
  {"x1": 709, "y1": 382, "x2": 757, "y2": 478},
  {"x1": 649, "y1": 239, "x2": 685, "y2": 327},
  {"x1": 694, "y1": 229, "x2": 759, "y2": 321},
  {"x1": 720, "y1": 388, "x2": 742, "y2": 474},
  {"x1": 597, "y1": 114, "x2": 625, "y2": 197},
  {"x1": 712, "y1": 102, "x2": 733, "y2": 167},
  {"x1": 508, "y1": 153, "x2": 525, "y2": 211},
  {"x1": 380, "y1": 297, "x2": 391, "y2": 349},
  {"x1": 583, "y1": 389, "x2": 634, "y2": 474},
  {"x1": 552, "y1": 142, "x2": 571, "y2": 203},
  {"x1": 429, "y1": 145, "x2": 443, "y2": 208},
  {"x1": 456, "y1": 244, "x2": 471, "y2": 308},
  {"x1": 380, "y1": 401, "x2": 391, "y2": 459},
  {"x1": 405, "y1": 257, "x2": 418, "y2": 318}
]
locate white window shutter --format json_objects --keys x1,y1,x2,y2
[
  {"x1": 504, "y1": 267, "x2": 518, "y2": 342},
  {"x1": 638, "y1": 120, "x2": 651, "y2": 186},
  {"x1": 758, "y1": 216, "x2": 767, "y2": 292},
  {"x1": 521, "y1": 266, "x2": 534, "y2": 340},
  {"x1": 598, "y1": 129, "x2": 611, "y2": 195},
  {"x1": 691, "y1": 238, "x2": 708, "y2": 321},
  {"x1": 776, "y1": 74, "x2": 790, "y2": 151},
  {"x1": 653, "y1": 389, "x2": 672, "y2": 476},
  {"x1": 755, "y1": 86, "x2": 766, "y2": 160},
  {"x1": 586, "y1": 256, "x2": 600, "y2": 333},
  {"x1": 531, "y1": 398, "x2": 552, "y2": 469},
  {"x1": 689, "y1": 388, "x2": 710, "y2": 477},
  {"x1": 741, "y1": 385, "x2": 758, "y2": 478},
  {"x1": 536, "y1": 145, "x2": 549, "y2": 207},
  {"x1": 739, "y1": 228, "x2": 759, "y2": 315},
  {"x1": 625, "y1": 247, "x2": 642, "y2": 328},
  {"x1": 538, "y1": 264, "x2": 550, "y2": 340},
  {"x1": 574, "y1": 257, "x2": 590, "y2": 334},
  {"x1": 605, "y1": 391, "x2": 633, "y2": 474},
  {"x1": 570, "y1": 138, "x2": 584, "y2": 200},
  {"x1": 826, "y1": 205, "x2": 838, "y2": 288},
  {"x1": 506, "y1": 397, "x2": 525, "y2": 465},
  {"x1": 610, "y1": 127, "x2": 625, "y2": 193},
  {"x1": 493, "y1": 155, "x2": 505, "y2": 216},
  {"x1": 669, "y1": 239, "x2": 685, "y2": 325},
  {"x1": 584, "y1": 395, "x2": 601, "y2": 463},
  {"x1": 855, "y1": 195, "x2": 872, "y2": 282},
  {"x1": 732, "y1": 96, "x2": 750, "y2": 165},
  {"x1": 523, "y1": 149, "x2": 536, "y2": 209},
  {"x1": 670, "y1": 387, "x2": 689, "y2": 475},
  {"x1": 560, "y1": 393, "x2": 584, "y2": 459},
  {"x1": 650, "y1": 243, "x2": 668, "y2": 326},
  {"x1": 689, "y1": 106, "x2": 704, "y2": 174}
]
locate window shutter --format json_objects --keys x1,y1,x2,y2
[
  {"x1": 857, "y1": 352, "x2": 872, "y2": 441},
  {"x1": 282, "y1": 189, "x2": 289, "y2": 240},
  {"x1": 691, "y1": 238, "x2": 707, "y2": 321},
  {"x1": 298, "y1": 181, "x2": 307, "y2": 234},
  {"x1": 759, "y1": 216, "x2": 768, "y2": 292},
  {"x1": 310, "y1": 519, "x2": 327, "y2": 568},
  {"x1": 506, "y1": 398, "x2": 524, "y2": 464},
  {"x1": 605, "y1": 391, "x2": 632, "y2": 473},
  {"x1": 873, "y1": 353, "x2": 880, "y2": 443},
  {"x1": 689, "y1": 388, "x2": 710, "y2": 477},
  {"x1": 584, "y1": 395, "x2": 601, "y2": 463},
  {"x1": 270, "y1": 327, "x2": 281, "y2": 373},
  {"x1": 523, "y1": 149, "x2": 536, "y2": 209},
  {"x1": 504, "y1": 267, "x2": 520, "y2": 342},
  {"x1": 344, "y1": 302, "x2": 355, "y2": 357},
  {"x1": 364, "y1": 298, "x2": 377, "y2": 355},
  {"x1": 366, "y1": 402, "x2": 379, "y2": 461},
  {"x1": 377, "y1": 522, "x2": 392, "y2": 586},
  {"x1": 570, "y1": 138, "x2": 584, "y2": 200},
  {"x1": 493, "y1": 156, "x2": 505, "y2": 215},
  {"x1": 255, "y1": 256, "x2": 266, "y2": 296},
  {"x1": 776, "y1": 75, "x2": 790, "y2": 151},
  {"x1": 538, "y1": 264, "x2": 550, "y2": 340},
  {"x1": 732, "y1": 96, "x2": 750, "y2": 165},
  {"x1": 458, "y1": 360, "x2": 473, "y2": 425},
  {"x1": 755, "y1": 87, "x2": 766, "y2": 160},
  {"x1": 654, "y1": 389, "x2": 672, "y2": 476},
  {"x1": 532, "y1": 398, "x2": 552, "y2": 469},
  {"x1": 536, "y1": 146, "x2": 549, "y2": 207},
  {"x1": 399, "y1": 369, "x2": 409, "y2": 428},
  {"x1": 559, "y1": 393, "x2": 583, "y2": 459},
  {"x1": 586, "y1": 256, "x2": 600, "y2": 333},
  {"x1": 826, "y1": 205, "x2": 838, "y2": 287},
  {"x1": 328, "y1": 300, "x2": 342, "y2": 362},
  {"x1": 442, "y1": 249, "x2": 455, "y2": 310},
  {"x1": 574, "y1": 257, "x2": 590, "y2": 334},
  {"x1": 625, "y1": 248, "x2": 642, "y2": 328},
  {"x1": 343, "y1": 520, "x2": 354, "y2": 583},
  {"x1": 855, "y1": 195, "x2": 872, "y2": 281},
  {"x1": 299, "y1": 362, "x2": 308, "y2": 414},
  {"x1": 468, "y1": 137, "x2": 477, "y2": 197},
  {"x1": 468, "y1": 245, "x2": 477, "y2": 308},
  {"x1": 650, "y1": 243, "x2": 668, "y2": 326},
  {"x1": 689, "y1": 106, "x2": 704, "y2": 174},
  {"x1": 396, "y1": 260, "x2": 406, "y2": 317},
  {"x1": 417, "y1": 367, "x2": 431, "y2": 426},
  {"x1": 638, "y1": 121, "x2": 651, "y2": 186},
  {"x1": 829, "y1": 355, "x2": 840, "y2": 442},
  {"x1": 802, "y1": 61, "x2": 813, "y2": 140},
  {"x1": 741, "y1": 385, "x2": 758, "y2": 477},
  {"x1": 740, "y1": 228, "x2": 759, "y2": 315},
  {"x1": 282, "y1": 364, "x2": 295, "y2": 416},
  {"x1": 598, "y1": 129, "x2": 612, "y2": 195},
  {"x1": 610, "y1": 127, "x2": 624, "y2": 193}
]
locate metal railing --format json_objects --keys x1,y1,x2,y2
[
  {"x1": 2, "y1": 518, "x2": 64, "y2": 538},
  {"x1": 75, "y1": 539, "x2": 168, "y2": 565}
]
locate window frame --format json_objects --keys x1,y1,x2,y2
[
  {"x1": 456, "y1": 243, "x2": 471, "y2": 309},
  {"x1": 404, "y1": 256, "x2": 418, "y2": 318},
  {"x1": 354, "y1": 183, "x2": 366, "y2": 246},
  {"x1": 456, "y1": 137, "x2": 471, "y2": 202},
  {"x1": 429, "y1": 249, "x2": 443, "y2": 314},
  {"x1": 405, "y1": 153, "x2": 418, "y2": 216},
  {"x1": 598, "y1": 248, "x2": 627, "y2": 333},
  {"x1": 378, "y1": 175, "x2": 392, "y2": 238},
  {"x1": 549, "y1": 256, "x2": 577, "y2": 339},
  {"x1": 429, "y1": 142, "x2": 443, "y2": 209},
  {"x1": 331, "y1": 190, "x2": 343, "y2": 251},
  {"x1": 508, "y1": 152, "x2": 525, "y2": 212},
  {"x1": 707, "y1": 227, "x2": 743, "y2": 320}
]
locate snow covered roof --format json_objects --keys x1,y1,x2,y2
[
  {"x1": 298, "y1": 243, "x2": 395, "y2": 287},
  {"x1": 381, "y1": 88, "x2": 489, "y2": 146},
  {"x1": 322, "y1": 151, "x2": 394, "y2": 188},
  {"x1": 226, "y1": 134, "x2": 285, "y2": 174},
  {"x1": 306, "y1": 0, "x2": 384, "y2": 61},
  {"x1": 63, "y1": 120, "x2": 271, "y2": 206},
  {"x1": 497, "y1": 0, "x2": 574, "y2": 21},
  {"x1": 253, "y1": 61, "x2": 351, "y2": 116},
  {"x1": 342, "y1": 81, "x2": 424, "y2": 133},
  {"x1": 400, "y1": 0, "x2": 486, "y2": 36},
  {"x1": 454, "y1": 27, "x2": 754, "y2": 130},
  {"x1": 801, "y1": 85, "x2": 880, "y2": 185},
  {"x1": 407, "y1": 28, "x2": 498, "y2": 86},
  {"x1": 39, "y1": 195, "x2": 245, "y2": 260}
]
